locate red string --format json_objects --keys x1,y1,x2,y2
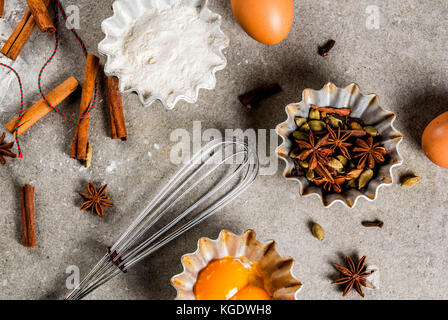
[
  {"x1": 0, "y1": 62, "x2": 25, "y2": 158},
  {"x1": 0, "y1": 0, "x2": 99, "y2": 158}
]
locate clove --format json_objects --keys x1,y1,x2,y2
[
  {"x1": 318, "y1": 39, "x2": 336, "y2": 57},
  {"x1": 361, "y1": 220, "x2": 384, "y2": 228}
]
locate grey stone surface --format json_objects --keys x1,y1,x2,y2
[{"x1": 0, "y1": 0, "x2": 447, "y2": 300}]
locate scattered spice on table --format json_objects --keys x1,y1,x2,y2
[
  {"x1": 311, "y1": 222, "x2": 325, "y2": 240},
  {"x1": 79, "y1": 183, "x2": 114, "y2": 218},
  {"x1": 318, "y1": 39, "x2": 336, "y2": 57},
  {"x1": 332, "y1": 256, "x2": 375, "y2": 297},
  {"x1": 238, "y1": 82, "x2": 282, "y2": 107},
  {"x1": 0, "y1": 132, "x2": 16, "y2": 166},
  {"x1": 401, "y1": 175, "x2": 421, "y2": 187},
  {"x1": 361, "y1": 220, "x2": 384, "y2": 228},
  {"x1": 289, "y1": 105, "x2": 388, "y2": 193},
  {"x1": 20, "y1": 184, "x2": 36, "y2": 248}
]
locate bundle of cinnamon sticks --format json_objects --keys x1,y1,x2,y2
[
  {"x1": 1, "y1": 0, "x2": 130, "y2": 248},
  {"x1": 68, "y1": 59, "x2": 128, "y2": 163},
  {"x1": 70, "y1": 54, "x2": 100, "y2": 161},
  {"x1": 1, "y1": 0, "x2": 54, "y2": 60}
]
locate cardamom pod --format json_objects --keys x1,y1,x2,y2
[
  {"x1": 312, "y1": 222, "x2": 325, "y2": 241},
  {"x1": 350, "y1": 121, "x2": 363, "y2": 130},
  {"x1": 364, "y1": 126, "x2": 379, "y2": 136},
  {"x1": 306, "y1": 170, "x2": 315, "y2": 181},
  {"x1": 299, "y1": 160, "x2": 309, "y2": 168},
  {"x1": 328, "y1": 115, "x2": 342, "y2": 128},
  {"x1": 309, "y1": 120, "x2": 326, "y2": 131},
  {"x1": 309, "y1": 109, "x2": 320, "y2": 120},
  {"x1": 336, "y1": 155, "x2": 348, "y2": 166},
  {"x1": 289, "y1": 149, "x2": 299, "y2": 158},
  {"x1": 346, "y1": 168, "x2": 363, "y2": 180},
  {"x1": 295, "y1": 117, "x2": 307, "y2": 128},
  {"x1": 401, "y1": 176, "x2": 421, "y2": 187},
  {"x1": 328, "y1": 158, "x2": 344, "y2": 171},
  {"x1": 358, "y1": 169, "x2": 374, "y2": 189},
  {"x1": 293, "y1": 131, "x2": 308, "y2": 141},
  {"x1": 300, "y1": 122, "x2": 310, "y2": 132},
  {"x1": 346, "y1": 179, "x2": 357, "y2": 188}
]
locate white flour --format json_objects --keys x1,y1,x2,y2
[{"x1": 108, "y1": 4, "x2": 225, "y2": 105}]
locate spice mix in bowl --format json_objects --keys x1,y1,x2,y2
[
  {"x1": 98, "y1": 0, "x2": 229, "y2": 109},
  {"x1": 276, "y1": 83, "x2": 403, "y2": 208}
]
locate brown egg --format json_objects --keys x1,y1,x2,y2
[
  {"x1": 422, "y1": 111, "x2": 448, "y2": 168},
  {"x1": 231, "y1": 0, "x2": 294, "y2": 45}
]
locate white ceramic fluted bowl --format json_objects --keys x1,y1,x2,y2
[
  {"x1": 98, "y1": 0, "x2": 228, "y2": 109},
  {"x1": 276, "y1": 83, "x2": 403, "y2": 208},
  {"x1": 171, "y1": 230, "x2": 303, "y2": 300}
]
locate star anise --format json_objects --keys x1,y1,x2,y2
[
  {"x1": 79, "y1": 183, "x2": 114, "y2": 218},
  {"x1": 327, "y1": 126, "x2": 352, "y2": 159},
  {"x1": 353, "y1": 136, "x2": 386, "y2": 169},
  {"x1": 332, "y1": 256, "x2": 375, "y2": 297},
  {"x1": 314, "y1": 164, "x2": 346, "y2": 193},
  {"x1": 0, "y1": 132, "x2": 16, "y2": 166},
  {"x1": 295, "y1": 131, "x2": 333, "y2": 170}
]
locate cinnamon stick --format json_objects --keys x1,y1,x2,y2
[
  {"x1": 6, "y1": 76, "x2": 79, "y2": 136},
  {"x1": 311, "y1": 104, "x2": 351, "y2": 117},
  {"x1": 107, "y1": 77, "x2": 127, "y2": 141},
  {"x1": 20, "y1": 184, "x2": 36, "y2": 248},
  {"x1": 0, "y1": 0, "x2": 4, "y2": 19},
  {"x1": 70, "y1": 54, "x2": 100, "y2": 161},
  {"x1": 0, "y1": 0, "x2": 50, "y2": 60},
  {"x1": 26, "y1": 0, "x2": 55, "y2": 34},
  {"x1": 239, "y1": 82, "x2": 282, "y2": 107}
]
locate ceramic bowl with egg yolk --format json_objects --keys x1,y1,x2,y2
[{"x1": 171, "y1": 230, "x2": 302, "y2": 300}]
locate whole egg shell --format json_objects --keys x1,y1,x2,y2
[
  {"x1": 231, "y1": 0, "x2": 294, "y2": 45},
  {"x1": 422, "y1": 111, "x2": 448, "y2": 168}
]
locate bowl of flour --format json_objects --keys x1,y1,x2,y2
[{"x1": 98, "y1": 0, "x2": 229, "y2": 109}]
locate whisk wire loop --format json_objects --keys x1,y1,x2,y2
[{"x1": 66, "y1": 138, "x2": 258, "y2": 300}]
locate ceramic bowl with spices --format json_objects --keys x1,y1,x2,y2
[
  {"x1": 171, "y1": 229, "x2": 302, "y2": 300},
  {"x1": 98, "y1": 0, "x2": 229, "y2": 109},
  {"x1": 276, "y1": 83, "x2": 403, "y2": 208}
]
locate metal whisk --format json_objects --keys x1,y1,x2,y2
[{"x1": 66, "y1": 138, "x2": 259, "y2": 300}]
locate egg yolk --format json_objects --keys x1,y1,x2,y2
[
  {"x1": 230, "y1": 285, "x2": 271, "y2": 300},
  {"x1": 194, "y1": 257, "x2": 271, "y2": 300}
]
